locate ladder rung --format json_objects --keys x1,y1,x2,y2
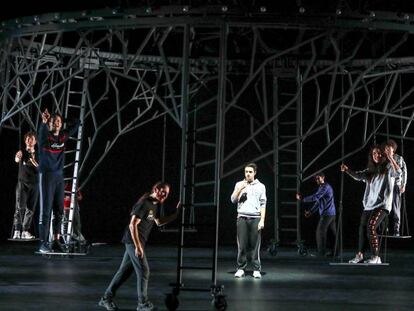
[
  {"x1": 195, "y1": 124, "x2": 216, "y2": 132},
  {"x1": 280, "y1": 135, "x2": 296, "y2": 139},
  {"x1": 193, "y1": 180, "x2": 215, "y2": 187},
  {"x1": 196, "y1": 141, "x2": 216, "y2": 148},
  {"x1": 194, "y1": 159, "x2": 216, "y2": 168},
  {"x1": 280, "y1": 201, "x2": 296, "y2": 205},
  {"x1": 180, "y1": 288, "x2": 211, "y2": 292},
  {"x1": 180, "y1": 266, "x2": 212, "y2": 270},
  {"x1": 193, "y1": 202, "x2": 215, "y2": 207},
  {"x1": 168, "y1": 284, "x2": 210, "y2": 292},
  {"x1": 280, "y1": 161, "x2": 296, "y2": 165},
  {"x1": 281, "y1": 215, "x2": 297, "y2": 219},
  {"x1": 279, "y1": 148, "x2": 296, "y2": 153},
  {"x1": 281, "y1": 228, "x2": 297, "y2": 232},
  {"x1": 67, "y1": 104, "x2": 81, "y2": 108},
  {"x1": 280, "y1": 188, "x2": 296, "y2": 191},
  {"x1": 280, "y1": 121, "x2": 297, "y2": 125},
  {"x1": 64, "y1": 150, "x2": 80, "y2": 154},
  {"x1": 279, "y1": 174, "x2": 297, "y2": 178}
]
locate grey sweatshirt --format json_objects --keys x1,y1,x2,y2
[
  {"x1": 231, "y1": 178, "x2": 267, "y2": 218},
  {"x1": 346, "y1": 163, "x2": 401, "y2": 212},
  {"x1": 394, "y1": 154, "x2": 407, "y2": 188}
]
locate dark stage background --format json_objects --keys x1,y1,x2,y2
[
  {"x1": 1, "y1": 0, "x2": 414, "y2": 252},
  {"x1": 1, "y1": 122, "x2": 413, "y2": 252}
]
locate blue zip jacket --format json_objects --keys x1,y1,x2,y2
[{"x1": 302, "y1": 183, "x2": 336, "y2": 216}]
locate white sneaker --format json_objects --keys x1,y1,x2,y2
[
  {"x1": 348, "y1": 253, "x2": 363, "y2": 263},
  {"x1": 364, "y1": 256, "x2": 382, "y2": 264},
  {"x1": 12, "y1": 230, "x2": 21, "y2": 239},
  {"x1": 21, "y1": 231, "x2": 35, "y2": 239},
  {"x1": 234, "y1": 269, "x2": 245, "y2": 278},
  {"x1": 253, "y1": 271, "x2": 262, "y2": 279}
]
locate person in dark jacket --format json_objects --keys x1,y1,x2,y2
[
  {"x1": 12, "y1": 131, "x2": 39, "y2": 240},
  {"x1": 296, "y1": 172, "x2": 336, "y2": 257}
]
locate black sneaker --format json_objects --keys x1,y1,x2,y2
[
  {"x1": 137, "y1": 301, "x2": 156, "y2": 311},
  {"x1": 98, "y1": 297, "x2": 118, "y2": 311},
  {"x1": 52, "y1": 240, "x2": 66, "y2": 253}
]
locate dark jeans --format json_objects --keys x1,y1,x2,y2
[
  {"x1": 236, "y1": 217, "x2": 261, "y2": 271},
  {"x1": 316, "y1": 215, "x2": 336, "y2": 256},
  {"x1": 104, "y1": 243, "x2": 149, "y2": 304},
  {"x1": 39, "y1": 172, "x2": 64, "y2": 244},
  {"x1": 358, "y1": 208, "x2": 388, "y2": 256},
  {"x1": 13, "y1": 181, "x2": 38, "y2": 231},
  {"x1": 391, "y1": 185, "x2": 401, "y2": 233}
]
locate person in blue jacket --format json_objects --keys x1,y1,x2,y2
[
  {"x1": 296, "y1": 172, "x2": 337, "y2": 257},
  {"x1": 37, "y1": 109, "x2": 79, "y2": 253}
]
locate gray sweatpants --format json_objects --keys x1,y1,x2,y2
[{"x1": 236, "y1": 217, "x2": 261, "y2": 271}]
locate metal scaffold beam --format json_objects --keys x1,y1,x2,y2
[{"x1": 1, "y1": 4, "x2": 414, "y2": 308}]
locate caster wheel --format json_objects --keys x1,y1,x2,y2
[
  {"x1": 297, "y1": 242, "x2": 308, "y2": 256},
  {"x1": 165, "y1": 292, "x2": 179, "y2": 311},
  {"x1": 212, "y1": 294, "x2": 227, "y2": 311}
]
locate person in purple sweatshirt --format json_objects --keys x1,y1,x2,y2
[
  {"x1": 296, "y1": 172, "x2": 336, "y2": 257},
  {"x1": 37, "y1": 109, "x2": 79, "y2": 253}
]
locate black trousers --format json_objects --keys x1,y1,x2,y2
[
  {"x1": 104, "y1": 243, "x2": 150, "y2": 304},
  {"x1": 13, "y1": 181, "x2": 38, "y2": 231},
  {"x1": 236, "y1": 217, "x2": 261, "y2": 271},
  {"x1": 316, "y1": 215, "x2": 336, "y2": 256},
  {"x1": 357, "y1": 208, "x2": 388, "y2": 256}
]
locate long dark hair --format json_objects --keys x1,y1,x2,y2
[{"x1": 366, "y1": 144, "x2": 387, "y2": 180}]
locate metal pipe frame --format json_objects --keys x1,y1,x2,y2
[{"x1": 2, "y1": 4, "x2": 414, "y2": 301}]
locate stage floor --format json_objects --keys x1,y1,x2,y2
[{"x1": 0, "y1": 242, "x2": 413, "y2": 311}]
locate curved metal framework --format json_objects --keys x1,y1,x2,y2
[{"x1": 1, "y1": 4, "x2": 414, "y2": 306}]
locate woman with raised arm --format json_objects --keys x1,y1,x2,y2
[{"x1": 341, "y1": 144, "x2": 400, "y2": 264}]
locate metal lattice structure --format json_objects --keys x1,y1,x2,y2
[{"x1": 1, "y1": 4, "x2": 414, "y2": 307}]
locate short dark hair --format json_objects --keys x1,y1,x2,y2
[
  {"x1": 386, "y1": 139, "x2": 398, "y2": 151},
  {"x1": 245, "y1": 162, "x2": 257, "y2": 173},
  {"x1": 23, "y1": 131, "x2": 37, "y2": 141},
  {"x1": 314, "y1": 171, "x2": 325, "y2": 179},
  {"x1": 152, "y1": 181, "x2": 171, "y2": 193},
  {"x1": 138, "y1": 181, "x2": 171, "y2": 203}
]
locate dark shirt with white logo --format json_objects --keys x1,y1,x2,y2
[
  {"x1": 122, "y1": 196, "x2": 159, "y2": 247},
  {"x1": 38, "y1": 120, "x2": 79, "y2": 173}
]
